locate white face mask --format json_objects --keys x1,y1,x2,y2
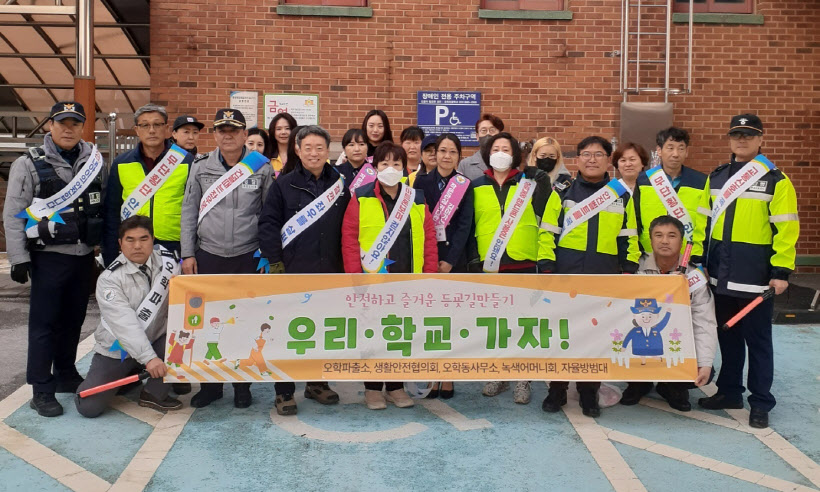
[
  {"x1": 377, "y1": 166, "x2": 403, "y2": 187},
  {"x1": 489, "y1": 151, "x2": 513, "y2": 171}
]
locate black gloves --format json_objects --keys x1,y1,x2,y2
[
  {"x1": 523, "y1": 166, "x2": 539, "y2": 180},
  {"x1": 10, "y1": 262, "x2": 31, "y2": 284}
]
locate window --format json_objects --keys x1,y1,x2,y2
[
  {"x1": 673, "y1": 0, "x2": 753, "y2": 14},
  {"x1": 281, "y1": 0, "x2": 366, "y2": 6},
  {"x1": 481, "y1": 0, "x2": 563, "y2": 10}
]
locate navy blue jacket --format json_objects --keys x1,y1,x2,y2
[
  {"x1": 258, "y1": 163, "x2": 350, "y2": 273},
  {"x1": 413, "y1": 169, "x2": 474, "y2": 270}
]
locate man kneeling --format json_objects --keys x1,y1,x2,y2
[
  {"x1": 75, "y1": 216, "x2": 182, "y2": 417},
  {"x1": 620, "y1": 216, "x2": 717, "y2": 411}
]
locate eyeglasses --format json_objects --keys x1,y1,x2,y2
[
  {"x1": 729, "y1": 133, "x2": 759, "y2": 141},
  {"x1": 477, "y1": 127, "x2": 500, "y2": 137},
  {"x1": 579, "y1": 152, "x2": 606, "y2": 160},
  {"x1": 135, "y1": 123, "x2": 166, "y2": 131}
]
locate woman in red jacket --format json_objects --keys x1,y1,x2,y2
[{"x1": 342, "y1": 141, "x2": 438, "y2": 410}]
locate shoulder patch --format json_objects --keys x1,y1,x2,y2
[
  {"x1": 193, "y1": 152, "x2": 210, "y2": 163},
  {"x1": 106, "y1": 260, "x2": 123, "y2": 272},
  {"x1": 102, "y1": 289, "x2": 117, "y2": 302}
]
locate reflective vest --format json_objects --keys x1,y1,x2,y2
[
  {"x1": 540, "y1": 176, "x2": 640, "y2": 274},
  {"x1": 472, "y1": 174, "x2": 546, "y2": 262},
  {"x1": 118, "y1": 160, "x2": 189, "y2": 242},
  {"x1": 703, "y1": 159, "x2": 799, "y2": 297},
  {"x1": 356, "y1": 185, "x2": 428, "y2": 273},
  {"x1": 634, "y1": 166, "x2": 709, "y2": 261}
]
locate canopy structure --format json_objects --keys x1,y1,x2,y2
[{"x1": 0, "y1": 0, "x2": 149, "y2": 136}]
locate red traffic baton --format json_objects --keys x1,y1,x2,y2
[
  {"x1": 78, "y1": 371, "x2": 150, "y2": 398},
  {"x1": 721, "y1": 288, "x2": 776, "y2": 331},
  {"x1": 677, "y1": 241, "x2": 694, "y2": 273}
]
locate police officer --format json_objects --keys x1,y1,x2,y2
[
  {"x1": 75, "y1": 216, "x2": 183, "y2": 417},
  {"x1": 3, "y1": 102, "x2": 104, "y2": 417},
  {"x1": 633, "y1": 127, "x2": 709, "y2": 263},
  {"x1": 102, "y1": 104, "x2": 194, "y2": 267},
  {"x1": 180, "y1": 109, "x2": 274, "y2": 409},
  {"x1": 697, "y1": 114, "x2": 799, "y2": 429},
  {"x1": 171, "y1": 115, "x2": 204, "y2": 156}
]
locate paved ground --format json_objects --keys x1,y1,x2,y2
[{"x1": 0, "y1": 254, "x2": 818, "y2": 492}]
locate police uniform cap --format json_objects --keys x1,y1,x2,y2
[
  {"x1": 213, "y1": 109, "x2": 246, "y2": 129},
  {"x1": 50, "y1": 101, "x2": 86, "y2": 123},
  {"x1": 728, "y1": 113, "x2": 763, "y2": 136}
]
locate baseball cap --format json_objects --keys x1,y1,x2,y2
[
  {"x1": 421, "y1": 134, "x2": 438, "y2": 150},
  {"x1": 49, "y1": 101, "x2": 86, "y2": 123},
  {"x1": 213, "y1": 109, "x2": 246, "y2": 129},
  {"x1": 173, "y1": 115, "x2": 204, "y2": 131},
  {"x1": 728, "y1": 113, "x2": 763, "y2": 136}
]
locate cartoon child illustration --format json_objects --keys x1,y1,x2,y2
[
  {"x1": 167, "y1": 330, "x2": 195, "y2": 367},
  {"x1": 622, "y1": 298, "x2": 671, "y2": 365},
  {"x1": 235, "y1": 323, "x2": 273, "y2": 376},
  {"x1": 203, "y1": 316, "x2": 228, "y2": 364}
]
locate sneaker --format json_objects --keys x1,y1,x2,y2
[
  {"x1": 172, "y1": 383, "x2": 191, "y2": 395},
  {"x1": 655, "y1": 383, "x2": 691, "y2": 412},
  {"x1": 513, "y1": 381, "x2": 531, "y2": 404},
  {"x1": 56, "y1": 375, "x2": 84, "y2": 394},
  {"x1": 275, "y1": 394, "x2": 298, "y2": 416},
  {"x1": 138, "y1": 390, "x2": 183, "y2": 412},
  {"x1": 620, "y1": 382, "x2": 653, "y2": 406},
  {"x1": 697, "y1": 393, "x2": 743, "y2": 410},
  {"x1": 579, "y1": 390, "x2": 601, "y2": 418},
  {"x1": 541, "y1": 388, "x2": 567, "y2": 413},
  {"x1": 190, "y1": 386, "x2": 224, "y2": 408},
  {"x1": 30, "y1": 392, "x2": 63, "y2": 417},
  {"x1": 234, "y1": 384, "x2": 252, "y2": 409},
  {"x1": 749, "y1": 407, "x2": 769, "y2": 429},
  {"x1": 304, "y1": 382, "x2": 339, "y2": 405},
  {"x1": 364, "y1": 389, "x2": 387, "y2": 410},
  {"x1": 385, "y1": 389, "x2": 414, "y2": 408},
  {"x1": 482, "y1": 381, "x2": 510, "y2": 397}
]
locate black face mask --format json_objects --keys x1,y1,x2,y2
[
  {"x1": 478, "y1": 135, "x2": 492, "y2": 150},
  {"x1": 536, "y1": 157, "x2": 558, "y2": 173}
]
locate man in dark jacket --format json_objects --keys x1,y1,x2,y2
[{"x1": 257, "y1": 125, "x2": 350, "y2": 416}]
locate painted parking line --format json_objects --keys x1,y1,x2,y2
[
  {"x1": 562, "y1": 401, "x2": 647, "y2": 492},
  {"x1": 602, "y1": 426, "x2": 815, "y2": 492},
  {"x1": 700, "y1": 383, "x2": 820, "y2": 489}
]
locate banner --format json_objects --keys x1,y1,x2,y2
[{"x1": 165, "y1": 274, "x2": 697, "y2": 383}]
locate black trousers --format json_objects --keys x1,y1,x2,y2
[
  {"x1": 28, "y1": 251, "x2": 94, "y2": 393},
  {"x1": 548, "y1": 381, "x2": 601, "y2": 393},
  {"x1": 195, "y1": 249, "x2": 257, "y2": 395},
  {"x1": 714, "y1": 293, "x2": 776, "y2": 411},
  {"x1": 364, "y1": 382, "x2": 404, "y2": 391}
]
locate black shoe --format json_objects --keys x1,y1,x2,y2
[
  {"x1": 172, "y1": 383, "x2": 192, "y2": 395},
  {"x1": 579, "y1": 390, "x2": 601, "y2": 418},
  {"x1": 440, "y1": 384, "x2": 454, "y2": 400},
  {"x1": 426, "y1": 387, "x2": 440, "y2": 399},
  {"x1": 55, "y1": 375, "x2": 84, "y2": 394},
  {"x1": 234, "y1": 385, "x2": 252, "y2": 409},
  {"x1": 656, "y1": 383, "x2": 691, "y2": 412},
  {"x1": 619, "y1": 382, "x2": 653, "y2": 406},
  {"x1": 190, "y1": 386, "x2": 224, "y2": 408},
  {"x1": 541, "y1": 388, "x2": 567, "y2": 413},
  {"x1": 698, "y1": 393, "x2": 743, "y2": 410},
  {"x1": 749, "y1": 408, "x2": 769, "y2": 429},
  {"x1": 138, "y1": 391, "x2": 183, "y2": 412},
  {"x1": 30, "y1": 392, "x2": 63, "y2": 417}
]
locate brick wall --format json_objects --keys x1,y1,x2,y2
[{"x1": 149, "y1": 0, "x2": 820, "y2": 256}]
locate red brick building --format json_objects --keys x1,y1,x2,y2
[{"x1": 150, "y1": 0, "x2": 819, "y2": 262}]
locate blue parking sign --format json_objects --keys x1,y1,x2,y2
[{"x1": 417, "y1": 91, "x2": 481, "y2": 146}]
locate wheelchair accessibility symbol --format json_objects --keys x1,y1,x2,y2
[
  {"x1": 270, "y1": 383, "x2": 492, "y2": 443},
  {"x1": 449, "y1": 112, "x2": 461, "y2": 126},
  {"x1": 435, "y1": 106, "x2": 463, "y2": 127}
]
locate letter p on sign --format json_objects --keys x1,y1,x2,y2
[{"x1": 435, "y1": 106, "x2": 449, "y2": 125}]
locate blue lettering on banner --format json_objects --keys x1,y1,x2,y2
[{"x1": 417, "y1": 91, "x2": 481, "y2": 146}]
